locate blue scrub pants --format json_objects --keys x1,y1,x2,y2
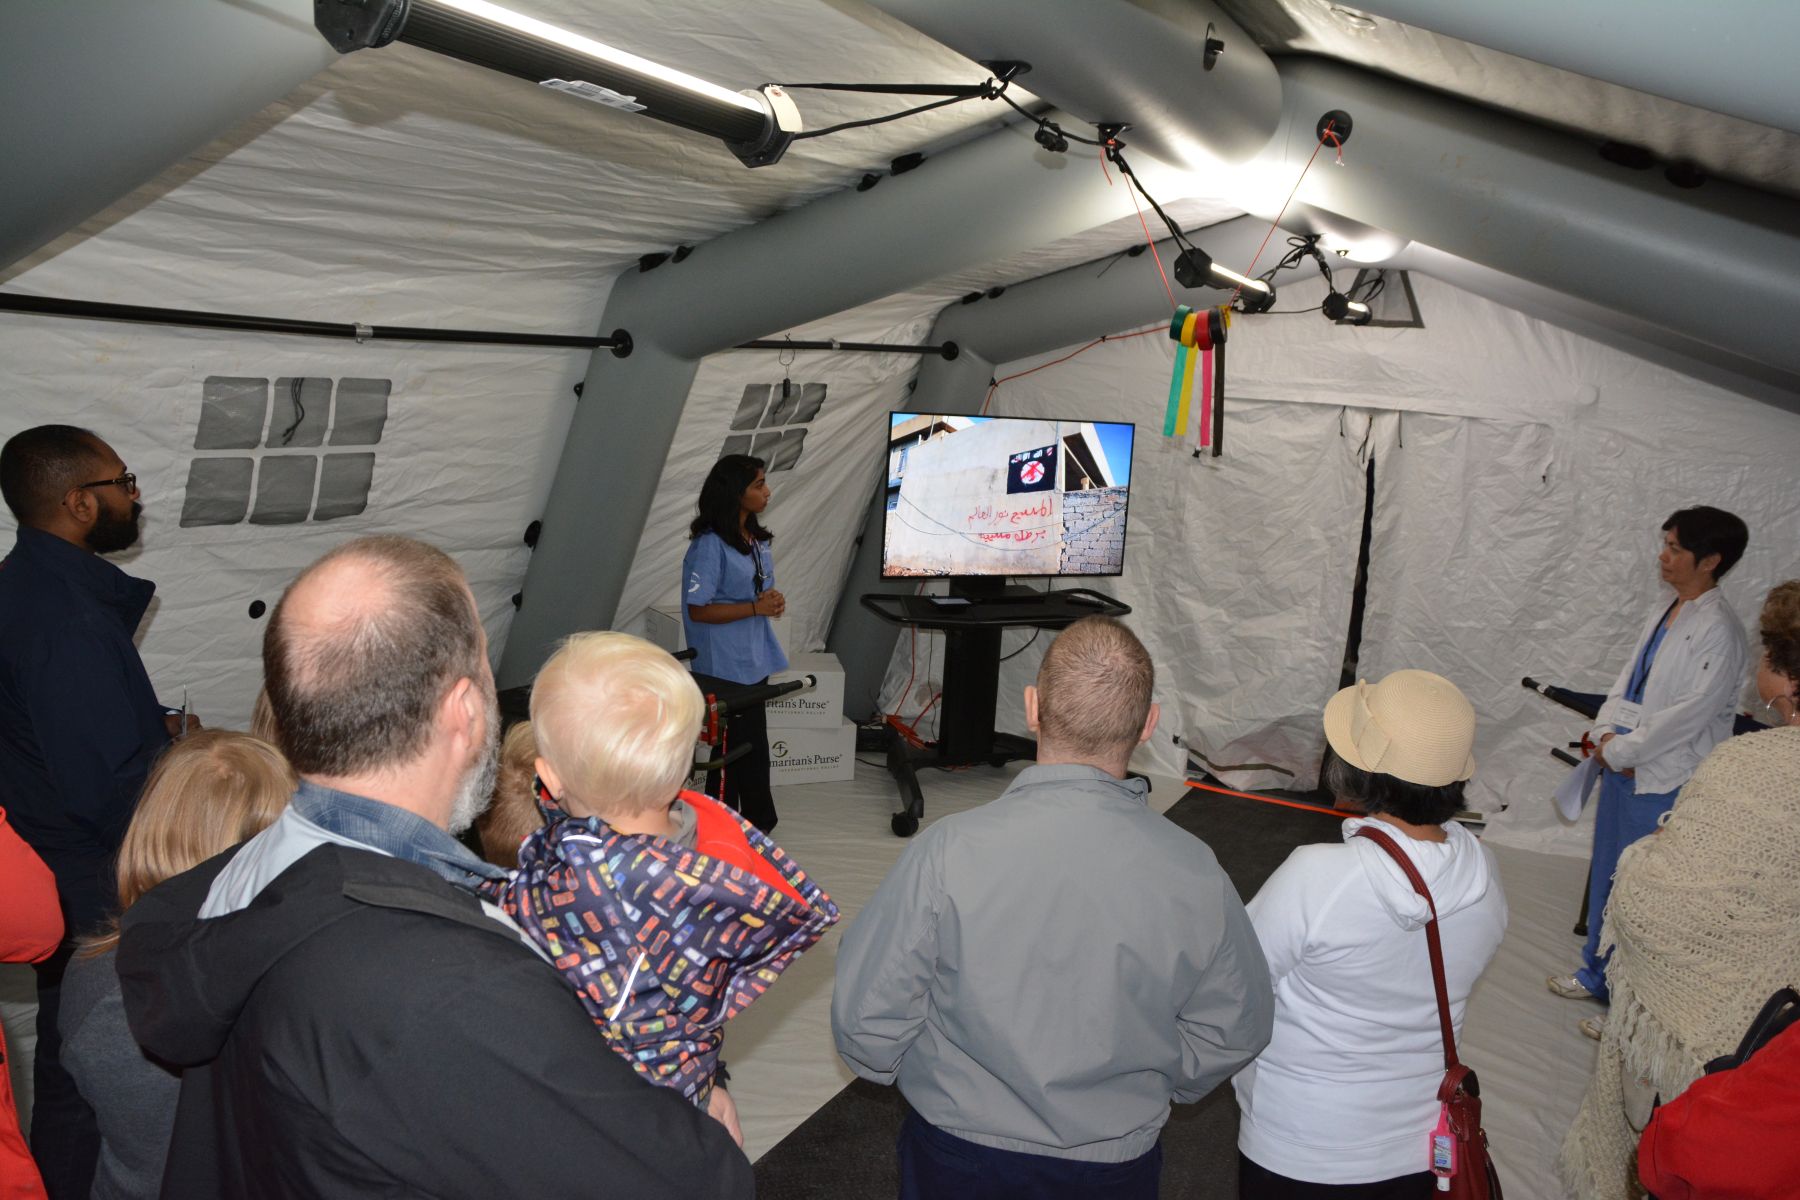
[{"x1": 1576, "y1": 767, "x2": 1679, "y2": 1001}]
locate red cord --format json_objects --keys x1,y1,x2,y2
[
  {"x1": 980, "y1": 324, "x2": 1163, "y2": 416},
  {"x1": 1112, "y1": 139, "x2": 1177, "y2": 309},
  {"x1": 1230, "y1": 120, "x2": 1339, "y2": 307}
]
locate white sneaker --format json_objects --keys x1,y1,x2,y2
[
  {"x1": 1546, "y1": 973, "x2": 1597, "y2": 1000},
  {"x1": 1580, "y1": 1016, "x2": 1606, "y2": 1041}
]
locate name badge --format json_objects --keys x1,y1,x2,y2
[{"x1": 1611, "y1": 700, "x2": 1643, "y2": 732}]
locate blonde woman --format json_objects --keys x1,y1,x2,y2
[
  {"x1": 59, "y1": 731, "x2": 293, "y2": 1200},
  {"x1": 475, "y1": 721, "x2": 544, "y2": 870}
]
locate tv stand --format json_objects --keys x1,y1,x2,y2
[{"x1": 859, "y1": 581, "x2": 1131, "y2": 836}]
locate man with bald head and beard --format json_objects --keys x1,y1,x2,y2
[
  {"x1": 118, "y1": 536, "x2": 753, "y2": 1199},
  {"x1": 1, "y1": 425, "x2": 177, "y2": 1198}
]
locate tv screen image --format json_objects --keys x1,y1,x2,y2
[{"x1": 882, "y1": 413, "x2": 1135, "y2": 578}]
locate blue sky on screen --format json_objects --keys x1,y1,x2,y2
[{"x1": 891, "y1": 413, "x2": 1134, "y2": 487}]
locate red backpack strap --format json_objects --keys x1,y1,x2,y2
[{"x1": 1354, "y1": 825, "x2": 1458, "y2": 1072}]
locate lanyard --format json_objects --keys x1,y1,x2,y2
[
  {"x1": 1628, "y1": 599, "x2": 1680, "y2": 702},
  {"x1": 750, "y1": 541, "x2": 766, "y2": 596}
]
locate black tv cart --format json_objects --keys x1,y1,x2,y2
[{"x1": 859, "y1": 580, "x2": 1131, "y2": 836}]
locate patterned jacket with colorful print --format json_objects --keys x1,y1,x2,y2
[{"x1": 482, "y1": 790, "x2": 838, "y2": 1105}]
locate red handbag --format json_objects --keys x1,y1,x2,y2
[{"x1": 1355, "y1": 826, "x2": 1504, "y2": 1199}]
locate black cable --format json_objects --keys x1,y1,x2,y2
[
  {"x1": 999, "y1": 627, "x2": 1042, "y2": 663},
  {"x1": 278, "y1": 377, "x2": 305, "y2": 445},
  {"x1": 995, "y1": 92, "x2": 1106, "y2": 146},
  {"x1": 791, "y1": 92, "x2": 976, "y2": 140}
]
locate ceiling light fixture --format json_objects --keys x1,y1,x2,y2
[
  {"x1": 1321, "y1": 292, "x2": 1372, "y2": 325},
  {"x1": 314, "y1": 0, "x2": 802, "y2": 166},
  {"x1": 1172, "y1": 247, "x2": 1276, "y2": 307}
]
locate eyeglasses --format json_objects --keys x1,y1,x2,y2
[{"x1": 76, "y1": 473, "x2": 137, "y2": 494}]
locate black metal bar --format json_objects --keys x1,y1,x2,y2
[
  {"x1": 0, "y1": 293, "x2": 627, "y2": 354},
  {"x1": 735, "y1": 338, "x2": 959, "y2": 360}
]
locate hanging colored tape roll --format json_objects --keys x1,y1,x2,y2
[{"x1": 1164, "y1": 305, "x2": 1193, "y2": 436}]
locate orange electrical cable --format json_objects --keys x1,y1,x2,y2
[
  {"x1": 1183, "y1": 779, "x2": 1350, "y2": 818},
  {"x1": 1230, "y1": 120, "x2": 1340, "y2": 307}
]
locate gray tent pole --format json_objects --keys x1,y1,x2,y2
[
  {"x1": 0, "y1": 1, "x2": 335, "y2": 271},
  {"x1": 500, "y1": 115, "x2": 1192, "y2": 687},
  {"x1": 824, "y1": 348, "x2": 996, "y2": 720}
]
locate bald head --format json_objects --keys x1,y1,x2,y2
[
  {"x1": 265, "y1": 536, "x2": 487, "y2": 777},
  {"x1": 1033, "y1": 617, "x2": 1155, "y2": 766}
]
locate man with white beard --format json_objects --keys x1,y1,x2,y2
[{"x1": 116, "y1": 536, "x2": 753, "y2": 1199}]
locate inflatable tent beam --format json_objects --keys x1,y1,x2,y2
[
  {"x1": 499, "y1": 115, "x2": 1193, "y2": 686},
  {"x1": 1265, "y1": 57, "x2": 1800, "y2": 383},
  {"x1": 825, "y1": 215, "x2": 1283, "y2": 718},
  {"x1": 1349, "y1": 0, "x2": 1800, "y2": 136},
  {"x1": 0, "y1": 0, "x2": 335, "y2": 271},
  {"x1": 875, "y1": 5, "x2": 1800, "y2": 394}
]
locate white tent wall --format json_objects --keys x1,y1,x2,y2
[
  {"x1": 874, "y1": 267, "x2": 1800, "y2": 830},
  {"x1": 0, "y1": 317, "x2": 584, "y2": 726}
]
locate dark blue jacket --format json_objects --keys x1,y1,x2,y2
[{"x1": 0, "y1": 526, "x2": 168, "y2": 933}]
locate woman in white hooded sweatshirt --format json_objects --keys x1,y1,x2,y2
[{"x1": 1234, "y1": 670, "x2": 1508, "y2": 1199}]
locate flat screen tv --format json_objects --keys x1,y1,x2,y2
[{"x1": 882, "y1": 412, "x2": 1135, "y2": 579}]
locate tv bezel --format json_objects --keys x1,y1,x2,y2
[{"x1": 879, "y1": 410, "x2": 1137, "y2": 581}]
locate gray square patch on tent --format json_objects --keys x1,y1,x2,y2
[
  {"x1": 179, "y1": 457, "x2": 255, "y2": 526},
  {"x1": 719, "y1": 434, "x2": 754, "y2": 458},
  {"x1": 752, "y1": 428, "x2": 807, "y2": 471},
  {"x1": 331, "y1": 379, "x2": 391, "y2": 445},
  {"x1": 731, "y1": 385, "x2": 772, "y2": 431},
  {"x1": 196, "y1": 378, "x2": 269, "y2": 449},
  {"x1": 249, "y1": 455, "x2": 318, "y2": 525},
  {"x1": 313, "y1": 453, "x2": 376, "y2": 520},
  {"x1": 267, "y1": 378, "x2": 332, "y2": 448},
  {"x1": 766, "y1": 381, "x2": 825, "y2": 426}
]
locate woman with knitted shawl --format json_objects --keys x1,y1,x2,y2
[
  {"x1": 480, "y1": 631, "x2": 838, "y2": 1138},
  {"x1": 1560, "y1": 580, "x2": 1800, "y2": 1199}
]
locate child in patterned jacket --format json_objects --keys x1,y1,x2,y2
[{"x1": 481, "y1": 631, "x2": 838, "y2": 1118}]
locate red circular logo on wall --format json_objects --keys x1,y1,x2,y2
[{"x1": 1020, "y1": 460, "x2": 1045, "y2": 485}]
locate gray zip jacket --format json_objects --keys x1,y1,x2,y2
[{"x1": 832, "y1": 763, "x2": 1273, "y2": 1162}]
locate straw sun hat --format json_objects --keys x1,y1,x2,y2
[{"x1": 1322, "y1": 669, "x2": 1476, "y2": 787}]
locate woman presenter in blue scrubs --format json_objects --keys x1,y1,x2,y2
[
  {"x1": 683, "y1": 455, "x2": 787, "y2": 833},
  {"x1": 1546, "y1": 506, "x2": 1749, "y2": 1028}
]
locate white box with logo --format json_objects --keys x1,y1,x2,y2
[
  {"x1": 765, "y1": 651, "x2": 844, "y2": 728},
  {"x1": 768, "y1": 720, "x2": 856, "y2": 786}
]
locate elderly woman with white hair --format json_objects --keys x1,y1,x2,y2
[{"x1": 1234, "y1": 670, "x2": 1509, "y2": 1199}]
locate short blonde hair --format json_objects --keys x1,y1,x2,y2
[
  {"x1": 84, "y1": 730, "x2": 294, "y2": 955},
  {"x1": 476, "y1": 721, "x2": 546, "y2": 869},
  {"x1": 530, "y1": 632, "x2": 704, "y2": 820}
]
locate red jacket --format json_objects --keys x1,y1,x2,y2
[
  {"x1": 1638, "y1": 1022, "x2": 1800, "y2": 1199},
  {"x1": 1, "y1": 806, "x2": 63, "y2": 1200}
]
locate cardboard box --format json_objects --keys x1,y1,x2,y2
[
  {"x1": 766, "y1": 651, "x2": 845, "y2": 729},
  {"x1": 769, "y1": 720, "x2": 856, "y2": 786},
  {"x1": 640, "y1": 605, "x2": 685, "y2": 655}
]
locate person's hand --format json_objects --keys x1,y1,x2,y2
[
  {"x1": 1593, "y1": 732, "x2": 1633, "y2": 777},
  {"x1": 706, "y1": 1085, "x2": 744, "y2": 1148},
  {"x1": 165, "y1": 713, "x2": 202, "y2": 738},
  {"x1": 754, "y1": 589, "x2": 786, "y2": 618}
]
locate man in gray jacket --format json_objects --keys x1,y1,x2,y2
[{"x1": 832, "y1": 616, "x2": 1273, "y2": 1199}]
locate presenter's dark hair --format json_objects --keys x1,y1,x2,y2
[
  {"x1": 1663, "y1": 506, "x2": 1748, "y2": 580},
  {"x1": 1324, "y1": 750, "x2": 1466, "y2": 827},
  {"x1": 690, "y1": 454, "x2": 772, "y2": 553},
  {"x1": 1, "y1": 424, "x2": 103, "y2": 523}
]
